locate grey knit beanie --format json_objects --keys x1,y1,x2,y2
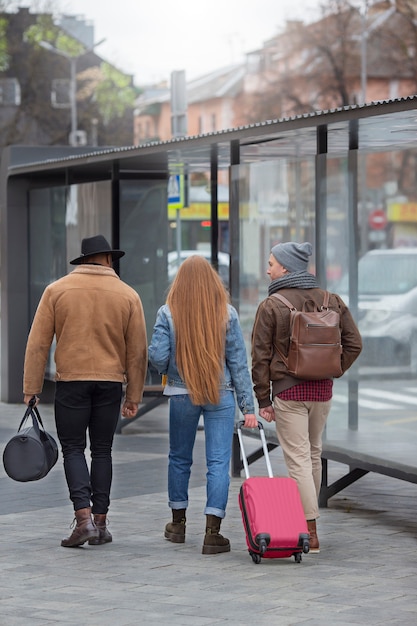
[{"x1": 271, "y1": 241, "x2": 312, "y2": 273}]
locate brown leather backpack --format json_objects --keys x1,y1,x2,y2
[{"x1": 271, "y1": 291, "x2": 343, "y2": 380}]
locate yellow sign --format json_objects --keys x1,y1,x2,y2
[
  {"x1": 168, "y1": 202, "x2": 229, "y2": 221},
  {"x1": 387, "y1": 202, "x2": 417, "y2": 223}
]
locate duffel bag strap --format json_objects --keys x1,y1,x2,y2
[{"x1": 17, "y1": 396, "x2": 45, "y2": 434}]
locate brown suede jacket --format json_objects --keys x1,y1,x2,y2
[
  {"x1": 23, "y1": 265, "x2": 148, "y2": 404},
  {"x1": 251, "y1": 287, "x2": 363, "y2": 408}
]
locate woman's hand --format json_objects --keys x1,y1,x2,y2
[{"x1": 242, "y1": 413, "x2": 258, "y2": 428}]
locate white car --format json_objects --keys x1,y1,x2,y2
[
  {"x1": 167, "y1": 250, "x2": 230, "y2": 286},
  {"x1": 337, "y1": 248, "x2": 417, "y2": 375}
]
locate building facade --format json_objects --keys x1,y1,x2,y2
[{"x1": 134, "y1": 1, "x2": 417, "y2": 143}]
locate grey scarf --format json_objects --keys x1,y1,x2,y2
[{"x1": 268, "y1": 271, "x2": 319, "y2": 295}]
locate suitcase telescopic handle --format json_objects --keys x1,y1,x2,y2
[{"x1": 237, "y1": 420, "x2": 274, "y2": 479}]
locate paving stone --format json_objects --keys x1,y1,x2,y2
[{"x1": 1, "y1": 401, "x2": 416, "y2": 626}]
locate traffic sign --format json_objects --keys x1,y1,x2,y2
[
  {"x1": 168, "y1": 175, "x2": 181, "y2": 205},
  {"x1": 368, "y1": 209, "x2": 387, "y2": 230}
]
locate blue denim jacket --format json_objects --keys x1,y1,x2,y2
[{"x1": 148, "y1": 303, "x2": 255, "y2": 415}]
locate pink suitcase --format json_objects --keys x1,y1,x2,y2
[{"x1": 237, "y1": 421, "x2": 310, "y2": 564}]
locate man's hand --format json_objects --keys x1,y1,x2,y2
[
  {"x1": 259, "y1": 405, "x2": 275, "y2": 422},
  {"x1": 24, "y1": 394, "x2": 39, "y2": 407},
  {"x1": 121, "y1": 400, "x2": 139, "y2": 418}
]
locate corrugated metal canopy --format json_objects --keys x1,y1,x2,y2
[{"x1": 5, "y1": 96, "x2": 417, "y2": 181}]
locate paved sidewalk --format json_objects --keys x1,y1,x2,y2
[{"x1": 0, "y1": 400, "x2": 416, "y2": 626}]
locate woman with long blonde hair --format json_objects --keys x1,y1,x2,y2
[{"x1": 149, "y1": 255, "x2": 257, "y2": 554}]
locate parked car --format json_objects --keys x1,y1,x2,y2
[
  {"x1": 337, "y1": 248, "x2": 417, "y2": 375},
  {"x1": 167, "y1": 249, "x2": 230, "y2": 286}
]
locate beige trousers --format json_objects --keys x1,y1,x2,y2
[{"x1": 273, "y1": 397, "x2": 332, "y2": 521}]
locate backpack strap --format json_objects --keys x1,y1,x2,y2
[
  {"x1": 271, "y1": 292, "x2": 297, "y2": 310},
  {"x1": 321, "y1": 290, "x2": 330, "y2": 310},
  {"x1": 272, "y1": 290, "x2": 330, "y2": 311}
]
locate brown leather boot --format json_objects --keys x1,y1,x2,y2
[
  {"x1": 61, "y1": 507, "x2": 99, "y2": 548},
  {"x1": 307, "y1": 519, "x2": 320, "y2": 553},
  {"x1": 165, "y1": 509, "x2": 186, "y2": 543},
  {"x1": 202, "y1": 514, "x2": 230, "y2": 554},
  {"x1": 88, "y1": 514, "x2": 112, "y2": 545}
]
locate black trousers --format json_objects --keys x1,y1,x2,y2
[{"x1": 54, "y1": 381, "x2": 122, "y2": 514}]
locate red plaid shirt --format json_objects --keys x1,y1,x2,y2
[{"x1": 277, "y1": 379, "x2": 333, "y2": 402}]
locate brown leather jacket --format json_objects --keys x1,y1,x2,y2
[
  {"x1": 23, "y1": 265, "x2": 148, "y2": 404},
  {"x1": 251, "y1": 287, "x2": 362, "y2": 408}
]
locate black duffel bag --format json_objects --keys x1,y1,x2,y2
[{"x1": 3, "y1": 399, "x2": 59, "y2": 482}]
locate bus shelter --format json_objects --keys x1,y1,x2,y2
[{"x1": 1, "y1": 96, "x2": 417, "y2": 500}]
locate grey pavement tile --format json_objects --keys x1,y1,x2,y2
[
  {"x1": 1, "y1": 400, "x2": 417, "y2": 626},
  {"x1": 92, "y1": 608, "x2": 225, "y2": 626},
  {"x1": 0, "y1": 617, "x2": 58, "y2": 626}
]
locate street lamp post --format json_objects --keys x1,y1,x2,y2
[
  {"x1": 40, "y1": 39, "x2": 105, "y2": 146},
  {"x1": 360, "y1": 0, "x2": 369, "y2": 105},
  {"x1": 69, "y1": 55, "x2": 77, "y2": 145}
]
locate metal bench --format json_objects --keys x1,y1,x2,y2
[
  {"x1": 116, "y1": 384, "x2": 166, "y2": 433},
  {"x1": 232, "y1": 422, "x2": 417, "y2": 507}
]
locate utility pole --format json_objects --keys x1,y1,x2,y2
[
  {"x1": 40, "y1": 39, "x2": 105, "y2": 146},
  {"x1": 360, "y1": 0, "x2": 369, "y2": 104},
  {"x1": 170, "y1": 70, "x2": 187, "y2": 138}
]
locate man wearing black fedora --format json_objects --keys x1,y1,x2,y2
[{"x1": 23, "y1": 234, "x2": 148, "y2": 547}]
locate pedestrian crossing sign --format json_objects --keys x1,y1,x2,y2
[{"x1": 168, "y1": 174, "x2": 184, "y2": 209}]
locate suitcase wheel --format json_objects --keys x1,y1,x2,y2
[
  {"x1": 298, "y1": 533, "x2": 310, "y2": 554},
  {"x1": 255, "y1": 532, "x2": 270, "y2": 555},
  {"x1": 294, "y1": 552, "x2": 302, "y2": 563},
  {"x1": 250, "y1": 551, "x2": 262, "y2": 564}
]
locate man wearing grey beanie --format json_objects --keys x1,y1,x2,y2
[
  {"x1": 251, "y1": 242, "x2": 362, "y2": 553},
  {"x1": 270, "y1": 241, "x2": 313, "y2": 273}
]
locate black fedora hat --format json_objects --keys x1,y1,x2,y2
[{"x1": 70, "y1": 235, "x2": 125, "y2": 265}]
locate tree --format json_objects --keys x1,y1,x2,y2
[
  {"x1": 77, "y1": 63, "x2": 136, "y2": 126},
  {"x1": 23, "y1": 13, "x2": 135, "y2": 141},
  {"x1": 0, "y1": 16, "x2": 10, "y2": 71},
  {"x1": 242, "y1": 0, "x2": 417, "y2": 122},
  {"x1": 375, "y1": 0, "x2": 417, "y2": 88},
  {"x1": 242, "y1": 0, "x2": 364, "y2": 123},
  {"x1": 0, "y1": 5, "x2": 135, "y2": 151}
]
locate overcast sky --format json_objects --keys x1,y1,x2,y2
[{"x1": 25, "y1": 0, "x2": 323, "y2": 86}]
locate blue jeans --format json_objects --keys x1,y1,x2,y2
[
  {"x1": 55, "y1": 381, "x2": 122, "y2": 514},
  {"x1": 168, "y1": 391, "x2": 236, "y2": 519}
]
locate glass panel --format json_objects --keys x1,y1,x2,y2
[
  {"x1": 28, "y1": 186, "x2": 67, "y2": 318},
  {"x1": 119, "y1": 174, "x2": 231, "y2": 384},
  {"x1": 326, "y1": 156, "x2": 350, "y2": 290},
  {"x1": 326, "y1": 146, "x2": 417, "y2": 469},
  {"x1": 28, "y1": 182, "x2": 112, "y2": 378},
  {"x1": 237, "y1": 157, "x2": 316, "y2": 356},
  {"x1": 330, "y1": 149, "x2": 417, "y2": 381},
  {"x1": 119, "y1": 179, "x2": 169, "y2": 337}
]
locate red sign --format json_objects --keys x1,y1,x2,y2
[{"x1": 368, "y1": 209, "x2": 387, "y2": 230}]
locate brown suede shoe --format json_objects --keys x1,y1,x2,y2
[
  {"x1": 61, "y1": 507, "x2": 99, "y2": 548},
  {"x1": 88, "y1": 514, "x2": 112, "y2": 545},
  {"x1": 307, "y1": 519, "x2": 320, "y2": 553}
]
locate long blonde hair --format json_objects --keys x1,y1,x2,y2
[{"x1": 166, "y1": 255, "x2": 229, "y2": 405}]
